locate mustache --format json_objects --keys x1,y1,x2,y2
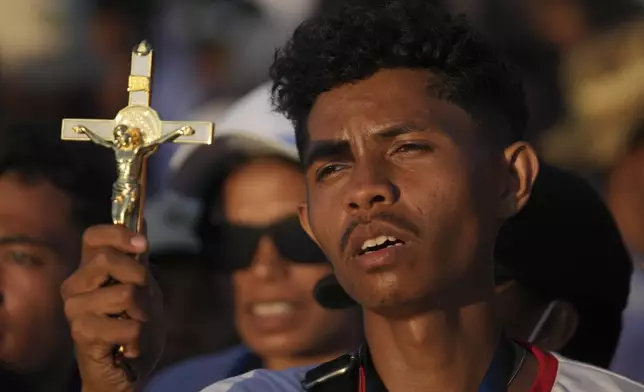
[{"x1": 340, "y1": 211, "x2": 420, "y2": 253}]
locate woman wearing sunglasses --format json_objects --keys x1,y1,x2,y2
[
  {"x1": 213, "y1": 146, "x2": 362, "y2": 369},
  {"x1": 145, "y1": 84, "x2": 362, "y2": 392}
]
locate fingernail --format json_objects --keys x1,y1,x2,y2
[{"x1": 130, "y1": 236, "x2": 147, "y2": 249}]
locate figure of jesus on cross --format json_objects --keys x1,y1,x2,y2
[
  {"x1": 72, "y1": 123, "x2": 195, "y2": 228},
  {"x1": 62, "y1": 41, "x2": 214, "y2": 232}
]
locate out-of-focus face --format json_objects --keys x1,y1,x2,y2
[
  {"x1": 224, "y1": 158, "x2": 359, "y2": 360},
  {"x1": 524, "y1": 0, "x2": 587, "y2": 50},
  {"x1": 299, "y1": 69, "x2": 536, "y2": 316},
  {"x1": 0, "y1": 174, "x2": 78, "y2": 374}
]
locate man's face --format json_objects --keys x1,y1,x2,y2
[
  {"x1": 0, "y1": 174, "x2": 78, "y2": 373},
  {"x1": 224, "y1": 158, "x2": 359, "y2": 360},
  {"x1": 300, "y1": 69, "x2": 534, "y2": 314}
]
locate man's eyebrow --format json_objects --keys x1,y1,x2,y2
[
  {"x1": 302, "y1": 139, "x2": 352, "y2": 168},
  {"x1": 302, "y1": 124, "x2": 426, "y2": 168},
  {"x1": 0, "y1": 235, "x2": 54, "y2": 250},
  {"x1": 372, "y1": 124, "x2": 425, "y2": 139}
]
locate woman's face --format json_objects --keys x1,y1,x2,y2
[{"x1": 223, "y1": 157, "x2": 358, "y2": 361}]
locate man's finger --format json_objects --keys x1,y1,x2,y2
[
  {"x1": 82, "y1": 224, "x2": 147, "y2": 262},
  {"x1": 138, "y1": 219, "x2": 149, "y2": 266},
  {"x1": 64, "y1": 284, "x2": 149, "y2": 322},
  {"x1": 71, "y1": 314, "x2": 144, "y2": 360},
  {"x1": 61, "y1": 249, "x2": 148, "y2": 300}
]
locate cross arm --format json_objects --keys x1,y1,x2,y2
[
  {"x1": 61, "y1": 118, "x2": 116, "y2": 148},
  {"x1": 161, "y1": 121, "x2": 214, "y2": 145}
]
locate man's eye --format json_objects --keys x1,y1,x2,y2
[
  {"x1": 315, "y1": 164, "x2": 345, "y2": 181},
  {"x1": 394, "y1": 143, "x2": 432, "y2": 154},
  {"x1": 8, "y1": 251, "x2": 41, "y2": 267}
]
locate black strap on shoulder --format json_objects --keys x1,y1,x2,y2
[{"x1": 301, "y1": 352, "x2": 360, "y2": 392}]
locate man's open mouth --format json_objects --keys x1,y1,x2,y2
[{"x1": 358, "y1": 235, "x2": 405, "y2": 256}]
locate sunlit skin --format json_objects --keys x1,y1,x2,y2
[
  {"x1": 223, "y1": 158, "x2": 361, "y2": 371},
  {"x1": 0, "y1": 174, "x2": 79, "y2": 392},
  {"x1": 297, "y1": 69, "x2": 540, "y2": 391}
]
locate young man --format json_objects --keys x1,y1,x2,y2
[
  {"x1": 200, "y1": 1, "x2": 643, "y2": 391},
  {"x1": 314, "y1": 163, "x2": 633, "y2": 371},
  {"x1": 0, "y1": 123, "x2": 114, "y2": 391}
]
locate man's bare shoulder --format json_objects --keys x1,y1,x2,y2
[{"x1": 200, "y1": 366, "x2": 312, "y2": 392}]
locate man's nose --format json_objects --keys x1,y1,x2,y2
[{"x1": 343, "y1": 163, "x2": 399, "y2": 215}]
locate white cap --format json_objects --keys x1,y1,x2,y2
[
  {"x1": 170, "y1": 81, "x2": 298, "y2": 171},
  {"x1": 148, "y1": 82, "x2": 299, "y2": 255}
]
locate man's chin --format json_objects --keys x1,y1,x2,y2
[
  {"x1": 354, "y1": 279, "x2": 455, "y2": 318},
  {"x1": 357, "y1": 289, "x2": 427, "y2": 317}
]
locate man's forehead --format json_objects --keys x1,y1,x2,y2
[
  {"x1": 310, "y1": 71, "x2": 434, "y2": 122},
  {"x1": 0, "y1": 215, "x2": 69, "y2": 252},
  {"x1": 307, "y1": 97, "x2": 473, "y2": 146},
  {"x1": 0, "y1": 176, "x2": 78, "y2": 250},
  {"x1": 306, "y1": 69, "x2": 458, "y2": 137}
]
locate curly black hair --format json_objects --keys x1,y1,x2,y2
[
  {"x1": 0, "y1": 123, "x2": 115, "y2": 230},
  {"x1": 270, "y1": 0, "x2": 528, "y2": 157}
]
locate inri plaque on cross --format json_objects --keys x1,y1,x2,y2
[{"x1": 62, "y1": 41, "x2": 214, "y2": 232}]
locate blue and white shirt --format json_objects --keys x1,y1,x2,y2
[{"x1": 200, "y1": 345, "x2": 644, "y2": 392}]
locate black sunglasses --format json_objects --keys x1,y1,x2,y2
[{"x1": 202, "y1": 215, "x2": 327, "y2": 271}]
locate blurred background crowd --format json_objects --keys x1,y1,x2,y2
[{"x1": 1, "y1": 0, "x2": 644, "y2": 390}]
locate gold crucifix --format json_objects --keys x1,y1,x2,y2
[
  {"x1": 61, "y1": 41, "x2": 214, "y2": 232},
  {"x1": 61, "y1": 41, "x2": 214, "y2": 379}
]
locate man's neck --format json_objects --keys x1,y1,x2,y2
[{"x1": 363, "y1": 300, "x2": 502, "y2": 392}]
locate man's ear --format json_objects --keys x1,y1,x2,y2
[
  {"x1": 498, "y1": 142, "x2": 540, "y2": 219},
  {"x1": 532, "y1": 301, "x2": 579, "y2": 353},
  {"x1": 298, "y1": 202, "x2": 320, "y2": 246}
]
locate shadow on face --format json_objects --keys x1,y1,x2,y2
[
  {"x1": 223, "y1": 157, "x2": 359, "y2": 361},
  {"x1": 0, "y1": 174, "x2": 78, "y2": 376}
]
